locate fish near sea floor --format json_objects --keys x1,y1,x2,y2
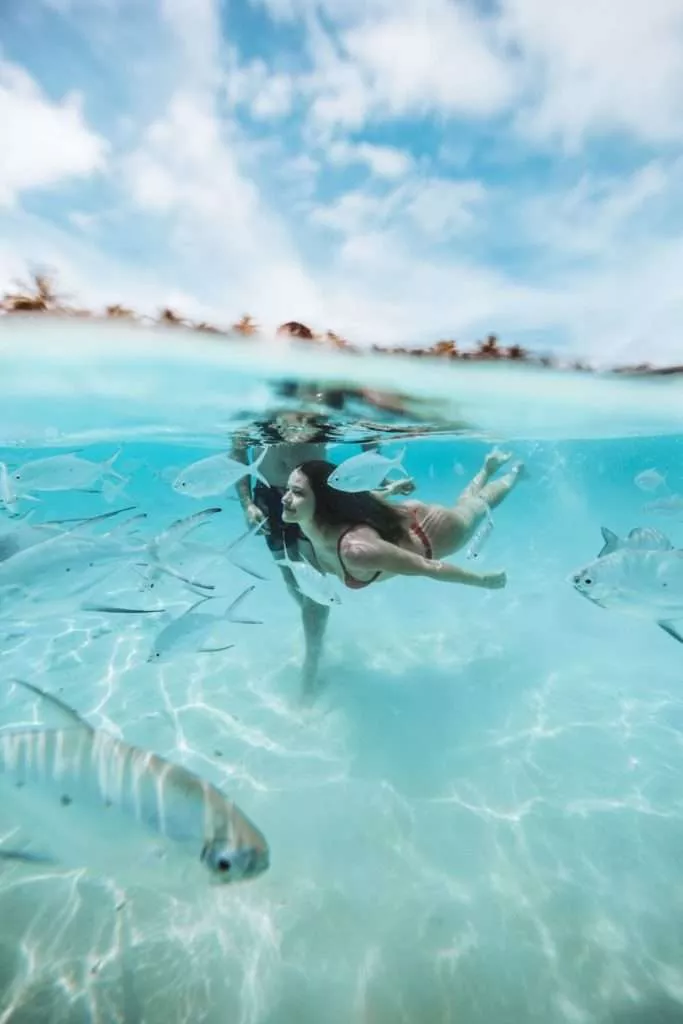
[{"x1": 0, "y1": 680, "x2": 270, "y2": 893}]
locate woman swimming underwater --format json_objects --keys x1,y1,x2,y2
[{"x1": 281, "y1": 448, "x2": 524, "y2": 593}]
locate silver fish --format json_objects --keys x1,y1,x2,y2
[
  {"x1": 571, "y1": 526, "x2": 683, "y2": 643},
  {"x1": 275, "y1": 548, "x2": 341, "y2": 607},
  {"x1": 0, "y1": 462, "x2": 19, "y2": 516},
  {"x1": 172, "y1": 450, "x2": 268, "y2": 499},
  {"x1": 634, "y1": 468, "x2": 665, "y2": 493},
  {"x1": 11, "y1": 450, "x2": 125, "y2": 495},
  {"x1": 644, "y1": 494, "x2": 683, "y2": 516},
  {"x1": 0, "y1": 679, "x2": 270, "y2": 889},
  {"x1": 328, "y1": 447, "x2": 408, "y2": 493},
  {"x1": 147, "y1": 586, "x2": 262, "y2": 663},
  {"x1": 139, "y1": 514, "x2": 267, "y2": 592},
  {"x1": 466, "y1": 505, "x2": 494, "y2": 560},
  {"x1": 0, "y1": 508, "x2": 218, "y2": 605}
]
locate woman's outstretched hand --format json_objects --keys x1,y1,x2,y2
[{"x1": 478, "y1": 570, "x2": 507, "y2": 589}]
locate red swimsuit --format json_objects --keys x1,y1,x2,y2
[{"x1": 336, "y1": 514, "x2": 434, "y2": 590}]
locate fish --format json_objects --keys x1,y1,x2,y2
[
  {"x1": 0, "y1": 507, "x2": 218, "y2": 606},
  {"x1": 328, "y1": 447, "x2": 408, "y2": 493},
  {"x1": 466, "y1": 505, "x2": 494, "y2": 560},
  {"x1": 275, "y1": 547, "x2": 342, "y2": 607},
  {"x1": 11, "y1": 450, "x2": 126, "y2": 502},
  {"x1": 570, "y1": 526, "x2": 683, "y2": 643},
  {"x1": 147, "y1": 586, "x2": 262, "y2": 663},
  {"x1": 643, "y1": 494, "x2": 683, "y2": 516},
  {"x1": 139, "y1": 515, "x2": 268, "y2": 592},
  {"x1": 596, "y1": 525, "x2": 672, "y2": 557},
  {"x1": 0, "y1": 679, "x2": 269, "y2": 889},
  {"x1": 172, "y1": 450, "x2": 268, "y2": 499},
  {"x1": 634, "y1": 468, "x2": 665, "y2": 493},
  {"x1": 81, "y1": 604, "x2": 167, "y2": 615},
  {"x1": 0, "y1": 463, "x2": 20, "y2": 516}
]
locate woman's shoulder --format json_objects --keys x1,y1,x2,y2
[{"x1": 337, "y1": 524, "x2": 382, "y2": 563}]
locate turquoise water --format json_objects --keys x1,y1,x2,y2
[{"x1": 1, "y1": 320, "x2": 683, "y2": 1023}]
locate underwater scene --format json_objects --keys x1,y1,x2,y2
[{"x1": 1, "y1": 320, "x2": 683, "y2": 1024}]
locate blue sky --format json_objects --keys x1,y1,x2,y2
[{"x1": 1, "y1": 0, "x2": 683, "y2": 363}]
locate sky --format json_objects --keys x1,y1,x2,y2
[{"x1": 1, "y1": 0, "x2": 683, "y2": 364}]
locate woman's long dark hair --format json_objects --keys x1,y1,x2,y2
[{"x1": 298, "y1": 460, "x2": 410, "y2": 544}]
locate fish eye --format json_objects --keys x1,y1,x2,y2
[
  {"x1": 584, "y1": 577, "x2": 593, "y2": 585},
  {"x1": 217, "y1": 856, "x2": 231, "y2": 873}
]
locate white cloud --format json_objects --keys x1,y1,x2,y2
[
  {"x1": 521, "y1": 162, "x2": 673, "y2": 256},
  {"x1": 3, "y1": 0, "x2": 683, "y2": 367},
  {"x1": 259, "y1": 0, "x2": 683, "y2": 151},
  {"x1": 159, "y1": 0, "x2": 221, "y2": 92},
  {"x1": 326, "y1": 140, "x2": 412, "y2": 179},
  {"x1": 225, "y1": 56, "x2": 295, "y2": 119},
  {"x1": 404, "y1": 178, "x2": 487, "y2": 240},
  {"x1": 311, "y1": 174, "x2": 487, "y2": 241},
  {"x1": 300, "y1": 0, "x2": 515, "y2": 131},
  {"x1": 0, "y1": 61, "x2": 107, "y2": 207},
  {"x1": 341, "y1": 2, "x2": 514, "y2": 120},
  {"x1": 124, "y1": 91, "x2": 323, "y2": 323},
  {"x1": 500, "y1": 0, "x2": 683, "y2": 148}
]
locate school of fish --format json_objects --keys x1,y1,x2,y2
[
  {"x1": 0, "y1": 448, "x2": 277, "y2": 893},
  {"x1": 1, "y1": 442, "x2": 681, "y2": 899}
]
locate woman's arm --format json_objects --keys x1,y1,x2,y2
[
  {"x1": 343, "y1": 537, "x2": 506, "y2": 589},
  {"x1": 229, "y1": 435, "x2": 267, "y2": 529}
]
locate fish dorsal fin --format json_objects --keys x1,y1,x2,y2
[
  {"x1": 155, "y1": 507, "x2": 223, "y2": 549},
  {"x1": 48, "y1": 505, "x2": 138, "y2": 540},
  {"x1": 626, "y1": 527, "x2": 673, "y2": 550},
  {"x1": 226, "y1": 585, "x2": 262, "y2": 625},
  {"x1": 598, "y1": 527, "x2": 620, "y2": 557},
  {"x1": 2, "y1": 679, "x2": 92, "y2": 732},
  {"x1": 185, "y1": 596, "x2": 216, "y2": 617}
]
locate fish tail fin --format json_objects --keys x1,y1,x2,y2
[
  {"x1": 106, "y1": 512, "x2": 148, "y2": 540},
  {"x1": 154, "y1": 507, "x2": 223, "y2": 549},
  {"x1": 144, "y1": 558, "x2": 216, "y2": 595},
  {"x1": 144, "y1": 508, "x2": 222, "y2": 595},
  {"x1": 597, "y1": 527, "x2": 619, "y2": 558},
  {"x1": 251, "y1": 467, "x2": 269, "y2": 488},
  {"x1": 224, "y1": 519, "x2": 267, "y2": 554},
  {"x1": 226, "y1": 554, "x2": 270, "y2": 581},
  {"x1": 103, "y1": 448, "x2": 126, "y2": 482},
  {"x1": 102, "y1": 478, "x2": 131, "y2": 505},
  {"x1": 226, "y1": 584, "x2": 263, "y2": 625},
  {"x1": 658, "y1": 620, "x2": 683, "y2": 644},
  {"x1": 249, "y1": 449, "x2": 270, "y2": 488},
  {"x1": 391, "y1": 445, "x2": 410, "y2": 477}
]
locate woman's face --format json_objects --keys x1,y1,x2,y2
[{"x1": 281, "y1": 469, "x2": 315, "y2": 524}]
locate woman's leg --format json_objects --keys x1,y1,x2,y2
[
  {"x1": 423, "y1": 449, "x2": 525, "y2": 554},
  {"x1": 300, "y1": 600, "x2": 330, "y2": 704}
]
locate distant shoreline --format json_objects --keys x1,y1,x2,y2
[{"x1": 1, "y1": 271, "x2": 680, "y2": 378}]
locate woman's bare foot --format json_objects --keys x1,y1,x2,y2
[{"x1": 484, "y1": 448, "x2": 513, "y2": 476}]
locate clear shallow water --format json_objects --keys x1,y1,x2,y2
[{"x1": 1, "y1": 321, "x2": 683, "y2": 1023}]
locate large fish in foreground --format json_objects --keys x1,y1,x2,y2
[
  {"x1": 570, "y1": 526, "x2": 683, "y2": 643},
  {"x1": 0, "y1": 680, "x2": 270, "y2": 890}
]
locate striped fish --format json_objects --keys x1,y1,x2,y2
[{"x1": 0, "y1": 680, "x2": 269, "y2": 890}]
